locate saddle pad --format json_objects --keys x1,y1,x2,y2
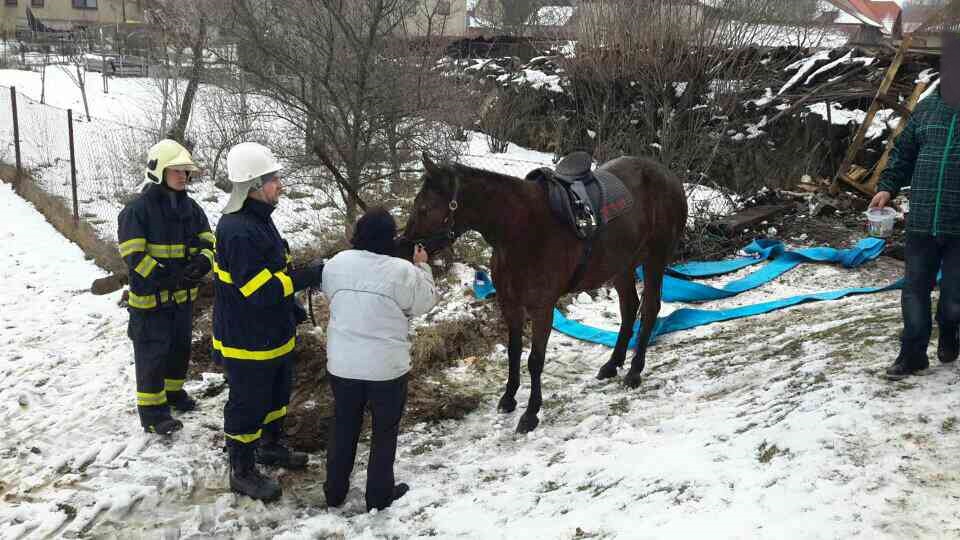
[{"x1": 593, "y1": 169, "x2": 633, "y2": 224}]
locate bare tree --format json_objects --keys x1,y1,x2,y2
[
  {"x1": 472, "y1": 0, "x2": 551, "y2": 36},
  {"x1": 227, "y1": 0, "x2": 458, "y2": 230},
  {"x1": 62, "y1": 34, "x2": 92, "y2": 121}
]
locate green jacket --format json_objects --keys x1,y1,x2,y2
[{"x1": 878, "y1": 91, "x2": 960, "y2": 236}]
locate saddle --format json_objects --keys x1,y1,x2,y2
[{"x1": 525, "y1": 152, "x2": 634, "y2": 240}]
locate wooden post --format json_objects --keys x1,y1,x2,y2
[
  {"x1": 68, "y1": 109, "x2": 79, "y2": 225},
  {"x1": 831, "y1": 35, "x2": 913, "y2": 194},
  {"x1": 10, "y1": 87, "x2": 22, "y2": 184}
]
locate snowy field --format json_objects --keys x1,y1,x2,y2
[{"x1": 3, "y1": 170, "x2": 960, "y2": 538}]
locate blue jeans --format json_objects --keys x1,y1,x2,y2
[{"x1": 900, "y1": 233, "x2": 960, "y2": 360}]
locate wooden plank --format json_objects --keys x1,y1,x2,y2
[
  {"x1": 864, "y1": 79, "x2": 929, "y2": 192},
  {"x1": 831, "y1": 35, "x2": 913, "y2": 195},
  {"x1": 709, "y1": 204, "x2": 794, "y2": 236}
]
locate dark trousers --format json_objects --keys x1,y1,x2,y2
[
  {"x1": 324, "y1": 373, "x2": 408, "y2": 511},
  {"x1": 900, "y1": 233, "x2": 960, "y2": 360},
  {"x1": 128, "y1": 306, "x2": 192, "y2": 426},
  {"x1": 223, "y1": 356, "x2": 293, "y2": 446}
]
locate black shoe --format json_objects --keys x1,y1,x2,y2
[
  {"x1": 229, "y1": 443, "x2": 282, "y2": 502},
  {"x1": 939, "y1": 328, "x2": 959, "y2": 364},
  {"x1": 885, "y1": 356, "x2": 929, "y2": 380},
  {"x1": 367, "y1": 483, "x2": 410, "y2": 512},
  {"x1": 143, "y1": 417, "x2": 183, "y2": 435},
  {"x1": 256, "y1": 442, "x2": 308, "y2": 470},
  {"x1": 167, "y1": 391, "x2": 197, "y2": 413}
]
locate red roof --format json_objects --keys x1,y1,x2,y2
[{"x1": 827, "y1": 0, "x2": 901, "y2": 30}]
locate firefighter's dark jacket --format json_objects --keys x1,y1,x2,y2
[
  {"x1": 212, "y1": 198, "x2": 315, "y2": 363},
  {"x1": 118, "y1": 183, "x2": 214, "y2": 310}
]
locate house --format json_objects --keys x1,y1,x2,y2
[
  {"x1": 466, "y1": 0, "x2": 578, "y2": 38},
  {"x1": 0, "y1": 0, "x2": 145, "y2": 34},
  {"x1": 898, "y1": 0, "x2": 959, "y2": 52},
  {"x1": 819, "y1": 0, "x2": 902, "y2": 45},
  {"x1": 401, "y1": 0, "x2": 468, "y2": 38}
]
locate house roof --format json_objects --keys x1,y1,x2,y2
[{"x1": 823, "y1": 0, "x2": 901, "y2": 30}]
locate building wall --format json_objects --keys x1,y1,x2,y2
[
  {"x1": 401, "y1": 0, "x2": 467, "y2": 37},
  {"x1": 1, "y1": 0, "x2": 145, "y2": 34}
]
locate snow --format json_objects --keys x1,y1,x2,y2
[
  {"x1": 803, "y1": 50, "x2": 875, "y2": 86},
  {"x1": 806, "y1": 102, "x2": 896, "y2": 139},
  {"x1": 5, "y1": 174, "x2": 960, "y2": 537},
  {"x1": 778, "y1": 50, "x2": 832, "y2": 96}
]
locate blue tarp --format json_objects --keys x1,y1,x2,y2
[{"x1": 472, "y1": 238, "x2": 901, "y2": 347}]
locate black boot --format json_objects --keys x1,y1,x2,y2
[
  {"x1": 885, "y1": 355, "x2": 929, "y2": 380},
  {"x1": 256, "y1": 429, "x2": 308, "y2": 470},
  {"x1": 143, "y1": 417, "x2": 183, "y2": 435},
  {"x1": 228, "y1": 442, "x2": 282, "y2": 501},
  {"x1": 368, "y1": 483, "x2": 410, "y2": 511},
  {"x1": 939, "y1": 327, "x2": 959, "y2": 364},
  {"x1": 167, "y1": 390, "x2": 197, "y2": 412}
]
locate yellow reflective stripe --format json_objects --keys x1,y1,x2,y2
[
  {"x1": 164, "y1": 379, "x2": 185, "y2": 392},
  {"x1": 212, "y1": 336, "x2": 296, "y2": 361},
  {"x1": 213, "y1": 262, "x2": 233, "y2": 284},
  {"x1": 275, "y1": 272, "x2": 293, "y2": 297},
  {"x1": 200, "y1": 249, "x2": 214, "y2": 266},
  {"x1": 128, "y1": 291, "x2": 158, "y2": 309},
  {"x1": 147, "y1": 243, "x2": 186, "y2": 258},
  {"x1": 285, "y1": 252, "x2": 293, "y2": 264},
  {"x1": 263, "y1": 406, "x2": 288, "y2": 425},
  {"x1": 119, "y1": 238, "x2": 146, "y2": 257},
  {"x1": 239, "y1": 269, "x2": 273, "y2": 297},
  {"x1": 137, "y1": 391, "x2": 167, "y2": 406},
  {"x1": 134, "y1": 255, "x2": 159, "y2": 278},
  {"x1": 127, "y1": 288, "x2": 196, "y2": 309},
  {"x1": 198, "y1": 231, "x2": 216, "y2": 247},
  {"x1": 225, "y1": 430, "x2": 262, "y2": 444}
]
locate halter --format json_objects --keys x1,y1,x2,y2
[{"x1": 402, "y1": 174, "x2": 462, "y2": 254}]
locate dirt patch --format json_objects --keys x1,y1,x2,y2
[{"x1": 188, "y1": 288, "x2": 497, "y2": 453}]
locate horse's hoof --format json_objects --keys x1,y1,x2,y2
[
  {"x1": 497, "y1": 396, "x2": 517, "y2": 413},
  {"x1": 515, "y1": 413, "x2": 539, "y2": 434},
  {"x1": 623, "y1": 371, "x2": 643, "y2": 389},
  {"x1": 596, "y1": 363, "x2": 619, "y2": 380}
]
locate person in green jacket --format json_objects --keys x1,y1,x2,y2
[{"x1": 871, "y1": 33, "x2": 960, "y2": 379}]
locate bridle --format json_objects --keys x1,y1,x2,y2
[{"x1": 401, "y1": 174, "x2": 462, "y2": 253}]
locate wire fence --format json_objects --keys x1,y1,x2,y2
[{"x1": 1, "y1": 85, "x2": 155, "y2": 241}]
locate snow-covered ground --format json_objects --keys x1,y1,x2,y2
[{"x1": 4, "y1": 160, "x2": 960, "y2": 538}]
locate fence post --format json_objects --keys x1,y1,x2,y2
[
  {"x1": 68, "y1": 109, "x2": 79, "y2": 226},
  {"x1": 10, "y1": 86, "x2": 22, "y2": 184}
]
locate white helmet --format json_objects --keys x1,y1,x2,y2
[{"x1": 223, "y1": 142, "x2": 282, "y2": 214}]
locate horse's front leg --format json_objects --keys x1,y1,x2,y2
[
  {"x1": 497, "y1": 303, "x2": 524, "y2": 414},
  {"x1": 625, "y1": 262, "x2": 664, "y2": 389},
  {"x1": 517, "y1": 306, "x2": 553, "y2": 433}
]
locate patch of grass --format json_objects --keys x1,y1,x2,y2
[
  {"x1": 410, "y1": 440, "x2": 444, "y2": 456},
  {"x1": 757, "y1": 440, "x2": 789, "y2": 464},
  {"x1": 285, "y1": 189, "x2": 313, "y2": 200},
  {"x1": 943, "y1": 417, "x2": 957, "y2": 433},
  {"x1": 608, "y1": 397, "x2": 630, "y2": 416},
  {"x1": 542, "y1": 481, "x2": 562, "y2": 493},
  {"x1": 548, "y1": 451, "x2": 565, "y2": 467}
]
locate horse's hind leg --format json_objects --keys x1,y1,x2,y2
[
  {"x1": 597, "y1": 269, "x2": 640, "y2": 380},
  {"x1": 624, "y1": 261, "x2": 665, "y2": 389},
  {"x1": 516, "y1": 306, "x2": 553, "y2": 434},
  {"x1": 497, "y1": 303, "x2": 524, "y2": 414}
]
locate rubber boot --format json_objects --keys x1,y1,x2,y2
[
  {"x1": 256, "y1": 428, "x2": 308, "y2": 470},
  {"x1": 228, "y1": 441, "x2": 282, "y2": 502},
  {"x1": 167, "y1": 390, "x2": 197, "y2": 412},
  {"x1": 939, "y1": 326, "x2": 959, "y2": 364},
  {"x1": 143, "y1": 417, "x2": 183, "y2": 435}
]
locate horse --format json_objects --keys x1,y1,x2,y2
[{"x1": 404, "y1": 154, "x2": 688, "y2": 433}]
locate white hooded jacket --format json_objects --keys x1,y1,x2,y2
[{"x1": 321, "y1": 249, "x2": 438, "y2": 381}]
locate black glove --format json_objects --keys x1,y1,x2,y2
[
  {"x1": 152, "y1": 264, "x2": 183, "y2": 291},
  {"x1": 183, "y1": 253, "x2": 212, "y2": 281},
  {"x1": 291, "y1": 261, "x2": 324, "y2": 292},
  {"x1": 293, "y1": 298, "x2": 309, "y2": 325}
]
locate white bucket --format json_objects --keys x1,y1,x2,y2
[{"x1": 866, "y1": 207, "x2": 897, "y2": 238}]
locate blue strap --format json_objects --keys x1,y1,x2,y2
[{"x1": 472, "y1": 238, "x2": 896, "y2": 347}]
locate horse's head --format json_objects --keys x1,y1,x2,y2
[{"x1": 402, "y1": 153, "x2": 463, "y2": 253}]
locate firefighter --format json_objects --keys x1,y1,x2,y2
[
  {"x1": 117, "y1": 139, "x2": 214, "y2": 435},
  {"x1": 213, "y1": 141, "x2": 323, "y2": 501}
]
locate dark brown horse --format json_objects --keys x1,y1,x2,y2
[{"x1": 404, "y1": 155, "x2": 688, "y2": 433}]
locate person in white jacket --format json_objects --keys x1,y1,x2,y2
[{"x1": 321, "y1": 207, "x2": 438, "y2": 511}]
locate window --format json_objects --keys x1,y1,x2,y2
[
  {"x1": 31, "y1": 0, "x2": 43, "y2": 7},
  {"x1": 72, "y1": 0, "x2": 97, "y2": 8},
  {"x1": 437, "y1": 0, "x2": 450, "y2": 16},
  {"x1": 4, "y1": 0, "x2": 17, "y2": 7}
]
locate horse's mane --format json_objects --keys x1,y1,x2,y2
[{"x1": 443, "y1": 161, "x2": 521, "y2": 184}]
